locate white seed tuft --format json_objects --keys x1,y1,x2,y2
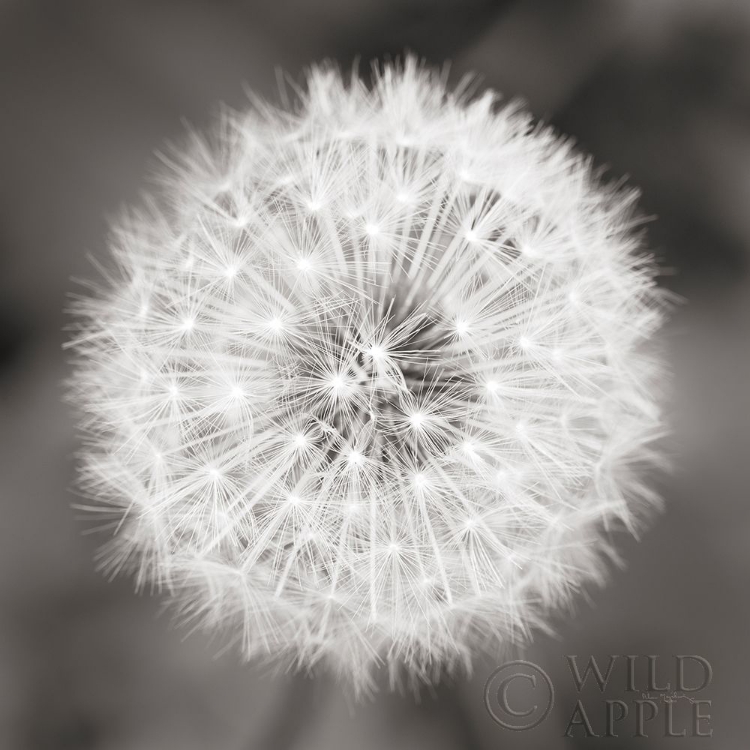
[{"x1": 67, "y1": 57, "x2": 667, "y2": 694}]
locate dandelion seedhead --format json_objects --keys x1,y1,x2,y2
[{"x1": 68, "y1": 58, "x2": 667, "y2": 692}]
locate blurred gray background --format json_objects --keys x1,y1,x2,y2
[{"x1": 1, "y1": 0, "x2": 749, "y2": 748}]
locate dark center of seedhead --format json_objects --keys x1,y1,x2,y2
[{"x1": 279, "y1": 288, "x2": 473, "y2": 464}]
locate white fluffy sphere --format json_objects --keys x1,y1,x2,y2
[{"x1": 69, "y1": 59, "x2": 666, "y2": 691}]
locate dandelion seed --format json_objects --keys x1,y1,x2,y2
[
  {"x1": 413, "y1": 472, "x2": 428, "y2": 489},
  {"x1": 408, "y1": 412, "x2": 426, "y2": 430},
  {"x1": 455, "y1": 319, "x2": 471, "y2": 337},
  {"x1": 347, "y1": 449, "x2": 365, "y2": 467},
  {"x1": 462, "y1": 440, "x2": 478, "y2": 457},
  {"x1": 367, "y1": 344, "x2": 385, "y2": 361}
]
